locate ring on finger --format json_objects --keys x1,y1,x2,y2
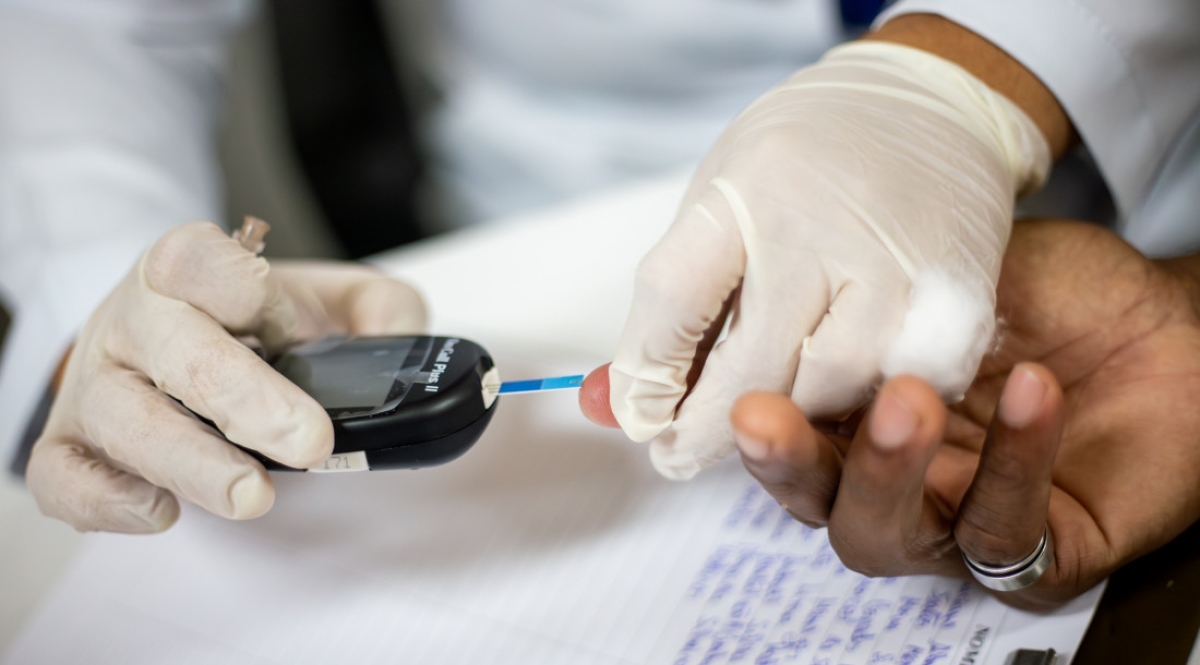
[{"x1": 962, "y1": 527, "x2": 1053, "y2": 592}]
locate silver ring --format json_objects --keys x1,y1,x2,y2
[{"x1": 962, "y1": 527, "x2": 1053, "y2": 592}]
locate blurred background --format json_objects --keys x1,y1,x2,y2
[{"x1": 221, "y1": 0, "x2": 423, "y2": 261}]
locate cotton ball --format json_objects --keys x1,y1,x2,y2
[{"x1": 881, "y1": 269, "x2": 995, "y2": 402}]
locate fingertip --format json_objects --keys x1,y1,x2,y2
[
  {"x1": 132, "y1": 488, "x2": 182, "y2": 533},
  {"x1": 731, "y1": 392, "x2": 842, "y2": 527},
  {"x1": 731, "y1": 393, "x2": 779, "y2": 463},
  {"x1": 997, "y1": 362, "x2": 1061, "y2": 430},
  {"x1": 868, "y1": 388, "x2": 918, "y2": 450},
  {"x1": 269, "y1": 400, "x2": 335, "y2": 469},
  {"x1": 732, "y1": 392, "x2": 795, "y2": 456},
  {"x1": 869, "y1": 375, "x2": 946, "y2": 451},
  {"x1": 294, "y1": 417, "x2": 335, "y2": 469},
  {"x1": 731, "y1": 391, "x2": 823, "y2": 474},
  {"x1": 228, "y1": 470, "x2": 275, "y2": 520},
  {"x1": 579, "y1": 364, "x2": 619, "y2": 428}
]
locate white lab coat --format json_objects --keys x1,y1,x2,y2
[
  {"x1": 0, "y1": 0, "x2": 1198, "y2": 463},
  {"x1": 881, "y1": 0, "x2": 1200, "y2": 255},
  {"x1": 0, "y1": 0, "x2": 247, "y2": 465}
]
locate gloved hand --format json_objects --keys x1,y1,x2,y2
[
  {"x1": 26, "y1": 222, "x2": 427, "y2": 533},
  {"x1": 608, "y1": 41, "x2": 1051, "y2": 480}
]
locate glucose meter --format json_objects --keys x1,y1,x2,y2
[{"x1": 263, "y1": 334, "x2": 501, "y2": 472}]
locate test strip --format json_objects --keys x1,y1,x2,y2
[{"x1": 495, "y1": 374, "x2": 584, "y2": 394}]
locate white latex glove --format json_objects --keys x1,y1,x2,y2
[
  {"x1": 26, "y1": 222, "x2": 427, "y2": 533},
  {"x1": 609, "y1": 41, "x2": 1051, "y2": 480}
]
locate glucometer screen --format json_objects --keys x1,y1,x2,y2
[{"x1": 273, "y1": 336, "x2": 431, "y2": 420}]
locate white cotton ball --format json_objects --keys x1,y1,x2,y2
[{"x1": 881, "y1": 269, "x2": 995, "y2": 402}]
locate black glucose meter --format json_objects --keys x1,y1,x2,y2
[{"x1": 259, "y1": 335, "x2": 501, "y2": 472}]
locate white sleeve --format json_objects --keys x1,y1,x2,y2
[
  {"x1": 879, "y1": 0, "x2": 1200, "y2": 222},
  {"x1": 0, "y1": 0, "x2": 252, "y2": 465}
]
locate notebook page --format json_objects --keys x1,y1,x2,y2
[{"x1": 3, "y1": 339, "x2": 1102, "y2": 665}]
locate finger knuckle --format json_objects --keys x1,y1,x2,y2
[
  {"x1": 975, "y1": 453, "x2": 1030, "y2": 491},
  {"x1": 220, "y1": 263, "x2": 276, "y2": 330},
  {"x1": 79, "y1": 365, "x2": 146, "y2": 427},
  {"x1": 902, "y1": 532, "x2": 958, "y2": 567},
  {"x1": 164, "y1": 337, "x2": 235, "y2": 406},
  {"x1": 26, "y1": 441, "x2": 98, "y2": 529},
  {"x1": 955, "y1": 509, "x2": 1040, "y2": 566},
  {"x1": 827, "y1": 528, "x2": 893, "y2": 578},
  {"x1": 633, "y1": 251, "x2": 688, "y2": 299},
  {"x1": 766, "y1": 479, "x2": 835, "y2": 528}
]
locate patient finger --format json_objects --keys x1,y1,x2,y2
[
  {"x1": 954, "y1": 363, "x2": 1063, "y2": 572},
  {"x1": 580, "y1": 289, "x2": 732, "y2": 429},
  {"x1": 731, "y1": 391, "x2": 843, "y2": 528},
  {"x1": 827, "y1": 376, "x2": 951, "y2": 577},
  {"x1": 580, "y1": 364, "x2": 619, "y2": 428}
]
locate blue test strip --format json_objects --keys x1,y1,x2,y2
[{"x1": 497, "y1": 374, "x2": 585, "y2": 394}]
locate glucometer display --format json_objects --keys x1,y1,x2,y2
[{"x1": 272, "y1": 336, "x2": 427, "y2": 420}]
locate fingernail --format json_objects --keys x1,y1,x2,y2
[
  {"x1": 229, "y1": 473, "x2": 274, "y2": 520},
  {"x1": 998, "y1": 365, "x2": 1046, "y2": 429},
  {"x1": 734, "y1": 429, "x2": 771, "y2": 461},
  {"x1": 869, "y1": 389, "x2": 918, "y2": 450}
]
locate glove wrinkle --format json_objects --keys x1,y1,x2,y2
[{"x1": 610, "y1": 41, "x2": 1050, "y2": 480}]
